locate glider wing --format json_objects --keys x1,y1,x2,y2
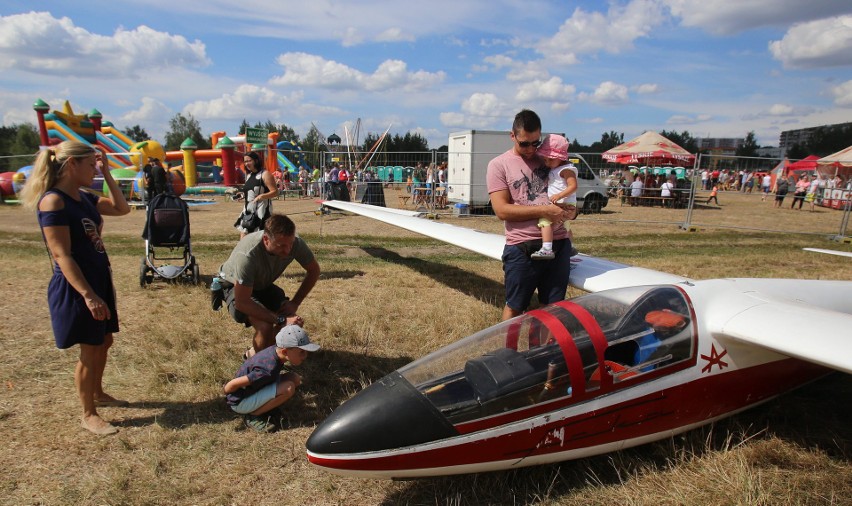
[{"x1": 319, "y1": 201, "x2": 690, "y2": 291}]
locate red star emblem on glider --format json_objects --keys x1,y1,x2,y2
[{"x1": 701, "y1": 344, "x2": 728, "y2": 373}]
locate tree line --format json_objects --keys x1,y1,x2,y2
[{"x1": 2, "y1": 114, "x2": 850, "y2": 173}]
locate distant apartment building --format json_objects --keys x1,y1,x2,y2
[
  {"x1": 779, "y1": 122, "x2": 852, "y2": 154},
  {"x1": 696, "y1": 137, "x2": 743, "y2": 156},
  {"x1": 756, "y1": 146, "x2": 783, "y2": 159}
]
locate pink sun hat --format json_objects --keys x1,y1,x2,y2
[{"x1": 537, "y1": 134, "x2": 569, "y2": 161}]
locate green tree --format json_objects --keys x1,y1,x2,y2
[
  {"x1": 360, "y1": 132, "x2": 381, "y2": 153},
  {"x1": 735, "y1": 131, "x2": 759, "y2": 157},
  {"x1": 589, "y1": 131, "x2": 624, "y2": 153},
  {"x1": 569, "y1": 138, "x2": 589, "y2": 152},
  {"x1": 786, "y1": 143, "x2": 809, "y2": 160},
  {"x1": 164, "y1": 112, "x2": 210, "y2": 151},
  {"x1": 252, "y1": 120, "x2": 299, "y2": 144},
  {"x1": 237, "y1": 119, "x2": 250, "y2": 135},
  {"x1": 302, "y1": 126, "x2": 323, "y2": 153},
  {"x1": 0, "y1": 125, "x2": 18, "y2": 172},
  {"x1": 299, "y1": 126, "x2": 325, "y2": 168},
  {"x1": 123, "y1": 125, "x2": 150, "y2": 143},
  {"x1": 0, "y1": 123, "x2": 40, "y2": 171},
  {"x1": 387, "y1": 132, "x2": 429, "y2": 152},
  {"x1": 659, "y1": 130, "x2": 698, "y2": 153}
]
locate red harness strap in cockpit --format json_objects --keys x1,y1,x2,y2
[
  {"x1": 555, "y1": 300, "x2": 612, "y2": 390},
  {"x1": 527, "y1": 309, "x2": 586, "y2": 394}
]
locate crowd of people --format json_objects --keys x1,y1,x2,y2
[
  {"x1": 25, "y1": 125, "x2": 850, "y2": 437},
  {"x1": 265, "y1": 161, "x2": 452, "y2": 205},
  {"x1": 606, "y1": 164, "x2": 849, "y2": 211}
]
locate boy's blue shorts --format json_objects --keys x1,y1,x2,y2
[{"x1": 230, "y1": 381, "x2": 278, "y2": 415}]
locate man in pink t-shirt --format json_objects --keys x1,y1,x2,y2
[{"x1": 486, "y1": 109, "x2": 573, "y2": 321}]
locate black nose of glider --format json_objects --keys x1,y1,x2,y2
[{"x1": 307, "y1": 371, "x2": 458, "y2": 455}]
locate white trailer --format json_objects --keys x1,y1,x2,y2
[
  {"x1": 446, "y1": 130, "x2": 510, "y2": 208},
  {"x1": 446, "y1": 130, "x2": 609, "y2": 213}
]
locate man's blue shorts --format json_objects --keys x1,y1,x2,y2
[{"x1": 503, "y1": 238, "x2": 571, "y2": 313}]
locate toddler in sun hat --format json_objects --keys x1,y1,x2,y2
[
  {"x1": 223, "y1": 324, "x2": 320, "y2": 432},
  {"x1": 530, "y1": 134, "x2": 579, "y2": 260}
]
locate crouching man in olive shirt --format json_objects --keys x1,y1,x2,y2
[{"x1": 219, "y1": 214, "x2": 320, "y2": 356}]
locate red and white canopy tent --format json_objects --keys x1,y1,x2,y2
[
  {"x1": 788, "y1": 155, "x2": 820, "y2": 172},
  {"x1": 817, "y1": 145, "x2": 852, "y2": 181},
  {"x1": 601, "y1": 131, "x2": 696, "y2": 166},
  {"x1": 773, "y1": 155, "x2": 821, "y2": 183}
]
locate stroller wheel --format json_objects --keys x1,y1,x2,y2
[
  {"x1": 139, "y1": 258, "x2": 154, "y2": 287},
  {"x1": 191, "y1": 262, "x2": 200, "y2": 285},
  {"x1": 139, "y1": 258, "x2": 148, "y2": 288}
]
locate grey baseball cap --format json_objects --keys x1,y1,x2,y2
[{"x1": 275, "y1": 324, "x2": 320, "y2": 352}]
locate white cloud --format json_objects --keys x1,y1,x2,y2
[
  {"x1": 120, "y1": 97, "x2": 171, "y2": 123},
  {"x1": 579, "y1": 81, "x2": 629, "y2": 105},
  {"x1": 375, "y1": 27, "x2": 415, "y2": 43},
  {"x1": 340, "y1": 27, "x2": 365, "y2": 47},
  {"x1": 505, "y1": 62, "x2": 548, "y2": 82},
  {"x1": 634, "y1": 83, "x2": 660, "y2": 94},
  {"x1": 461, "y1": 93, "x2": 505, "y2": 116},
  {"x1": 0, "y1": 11, "x2": 209, "y2": 78},
  {"x1": 734, "y1": 103, "x2": 817, "y2": 121},
  {"x1": 270, "y1": 52, "x2": 445, "y2": 92},
  {"x1": 515, "y1": 77, "x2": 575, "y2": 103},
  {"x1": 480, "y1": 38, "x2": 512, "y2": 48},
  {"x1": 0, "y1": 91, "x2": 43, "y2": 126},
  {"x1": 181, "y1": 84, "x2": 349, "y2": 131},
  {"x1": 482, "y1": 54, "x2": 515, "y2": 70},
  {"x1": 664, "y1": 0, "x2": 849, "y2": 35},
  {"x1": 478, "y1": 55, "x2": 547, "y2": 82},
  {"x1": 769, "y1": 15, "x2": 852, "y2": 69},
  {"x1": 447, "y1": 36, "x2": 467, "y2": 47},
  {"x1": 767, "y1": 104, "x2": 795, "y2": 116},
  {"x1": 134, "y1": 0, "x2": 537, "y2": 48},
  {"x1": 537, "y1": 0, "x2": 665, "y2": 66},
  {"x1": 438, "y1": 92, "x2": 512, "y2": 129},
  {"x1": 666, "y1": 114, "x2": 712, "y2": 125},
  {"x1": 184, "y1": 84, "x2": 301, "y2": 120},
  {"x1": 831, "y1": 80, "x2": 852, "y2": 107},
  {"x1": 439, "y1": 111, "x2": 466, "y2": 128}
]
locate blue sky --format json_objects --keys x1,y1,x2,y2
[{"x1": 1, "y1": 1, "x2": 851, "y2": 149}]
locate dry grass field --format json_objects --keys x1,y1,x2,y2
[{"x1": 0, "y1": 189, "x2": 850, "y2": 505}]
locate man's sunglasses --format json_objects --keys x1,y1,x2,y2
[{"x1": 516, "y1": 139, "x2": 542, "y2": 148}]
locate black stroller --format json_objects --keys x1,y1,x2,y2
[{"x1": 140, "y1": 193, "x2": 199, "y2": 286}]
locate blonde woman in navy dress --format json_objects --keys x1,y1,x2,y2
[{"x1": 21, "y1": 141, "x2": 130, "y2": 435}]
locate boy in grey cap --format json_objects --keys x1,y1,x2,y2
[{"x1": 224, "y1": 324, "x2": 320, "y2": 432}]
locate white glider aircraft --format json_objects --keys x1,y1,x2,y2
[{"x1": 306, "y1": 200, "x2": 852, "y2": 479}]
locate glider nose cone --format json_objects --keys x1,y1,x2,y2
[{"x1": 307, "y1": 371, "x2": 458, "y2": 455}]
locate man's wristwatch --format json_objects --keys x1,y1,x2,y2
[{"x1": 276, "y1": 315, "x2": 287, "y2": 325}]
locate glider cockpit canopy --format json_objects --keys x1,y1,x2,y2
[{"x1": 401, "y1": 285, "x2": 696, "y2": 426}]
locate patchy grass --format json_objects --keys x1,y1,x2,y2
[{"x1": 0, "y1": 195, "x2": 850, "y2": 505}]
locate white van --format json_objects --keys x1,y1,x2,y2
[{"x1": 569, "y1": 154, "x2": 609, "y2": 213}]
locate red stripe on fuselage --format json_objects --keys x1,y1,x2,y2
[{"x1": 307, "y1": 359, "x2": 828, "y2": 474}]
